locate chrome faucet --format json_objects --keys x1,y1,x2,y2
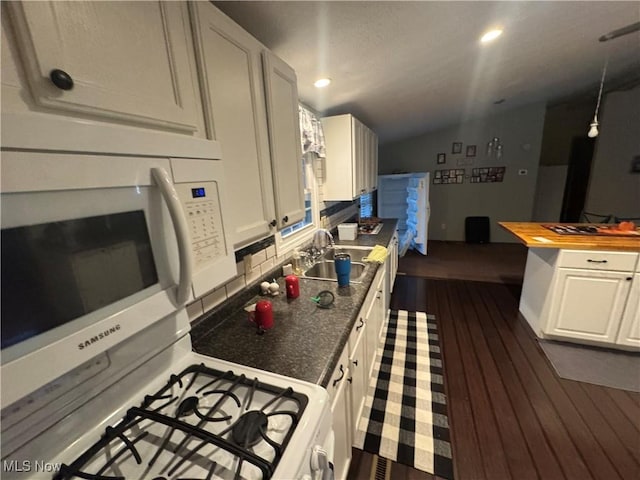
[{"x1": 311, "y1": 228, "x2": 335, "y2": 258}]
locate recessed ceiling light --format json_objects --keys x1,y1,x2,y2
[
  {"x1": 480, "y1": 29, "x2": 503, "y2": 44},
  {"x1": 314, "y1": 78, "x2": 331, "y2": 88}
]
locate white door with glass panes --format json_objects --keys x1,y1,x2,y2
[{"x1": 6, "y1": 1, "x2": 200, "y2": 132}]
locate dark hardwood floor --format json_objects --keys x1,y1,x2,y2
[{"x1": 348, "y1": 275, "x2": 640, "y2": 480}]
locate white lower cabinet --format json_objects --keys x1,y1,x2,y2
[
  {"x1": 616, "y1": 273, "x2": 640, "y2": 347},
  {"x1": 348, "y1": 321, "x2": 367, "y2": 439},
  {"x1": 545, "y1": 268, "x2": 633, "y2": 343},
  {"x1": 326, "y1": 239, "x2": 398, "y2": 476},
  {"x1": 328, "y1": 347, "x2": 352, "y2": 480}
]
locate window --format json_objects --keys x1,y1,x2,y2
[
  {"x1": 275, "y1": 154, "x2": 319, "y2": 253},
  {"x1": 275, "y1": 104, "x2": 323, "y2": 254},
  {"x1": 360, "y1": 191, "x2": 374, "y2": 218},
  {"x1": 280, "y1": 154, "x2": 315, "y2": 238}
]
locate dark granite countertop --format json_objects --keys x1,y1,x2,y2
[{"x1": 191, "y1": 220, "x2": 398, "y2": 388}]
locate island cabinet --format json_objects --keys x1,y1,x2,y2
[
  {"x1": 521, "y1": 248, "x2": 639, "y2": 349},
  {"x1": 3, "y1": 1, "x2": 201, "y2": 133},
  {"x1": 321, "y1": 114, "x2": 378, "y2": 201},
  {"x1": 616, "y1": 273, "x2": 640, "y2": 347},
  {"x1": 190, "y1": 2, "x2": 304, "y2": 247}
]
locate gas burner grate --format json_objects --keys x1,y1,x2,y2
[{"x1": 53, "y1": 364, "x2": 308, "y2": 480}]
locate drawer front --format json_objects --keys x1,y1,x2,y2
[{"x1": 558, "y1": 250, "x2": 638, "y2": 272}]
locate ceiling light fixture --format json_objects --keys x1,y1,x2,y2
[
  {"x1": 480, "y1": 29, "x2": 503, "y2": 44},
  {"x1": 587, "y1": 21, "x2": 640, "y2": 138},
  {"x1": 314, "y1": 78, "x2": 331, "y2": 88}
]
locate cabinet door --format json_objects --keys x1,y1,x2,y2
[
  {"x1": 353, "y1": 118, "x2": 366, "y2": 197},
  {"x1": 371, "y1": 131, "x2": 379, "y2": 191},
  {"x1": 546, "y1": 268, "x2": 632, "y2": 343},
  {"x1": 389, "y1": 231, "x2": 399, "y2": 294},
  {"x1": 262, "y1": 50, "x2": 305, "y2": 229},
  {"x1": 7, "y1": 1, "x2": 199, "y2": 131},
  {"x1": 329, "y1": 348, "x2": 352, "y2": 480},
  {"x1": 191, "y1": 2, "x2": 276, "y2": 247},
  {"x1": 616, "y1": 273, "x2": 640, "y2": 347},
  {"x1": 364, "y1": 288, "x2": 381, "y2": 378},
  {"x1": 349, "y1": 332, "x2": 367, "y2": 440}
]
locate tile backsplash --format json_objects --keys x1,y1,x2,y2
[{"x1": 187, "y1": 201, "x2": 360, "y2": 324}]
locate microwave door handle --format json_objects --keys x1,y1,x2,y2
[{"x1": 151, "y1": 167, "x2": 194, "y2": 305}]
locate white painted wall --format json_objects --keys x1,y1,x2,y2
[
  {"x1": 584, "y1": 87, "x2": 640, "y2": 220},
  {"x1": 379, "y1": 102, "x2": 546, "y2": 242}
]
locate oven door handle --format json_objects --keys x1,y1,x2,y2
[{"x1": 152, "y1": 167, "x2": 194, "y2": 305}]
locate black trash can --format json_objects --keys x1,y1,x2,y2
[{"x1": 465, "y1": 216, "x2": 490, "y2": 243}]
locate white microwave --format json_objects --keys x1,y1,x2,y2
[{"x1": 1, "y1": 116, "x2": 237, "y2": 407}]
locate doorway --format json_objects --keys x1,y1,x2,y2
[{"x1": 559, "y1": 136, "x2": 596, "y2": 222}]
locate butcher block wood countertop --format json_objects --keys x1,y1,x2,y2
[{"x1": 499, "y1": 222, "x2": 640, "y2": 252}]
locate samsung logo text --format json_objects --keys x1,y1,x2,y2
[{"x1": 78, "y1": 325, "x2": 121, "y2": 350}]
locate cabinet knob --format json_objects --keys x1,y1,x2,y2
[
  {"x1": 353, "y1": 359, "x2": 358, "y2": 366},
  {"x1": 587, "y1": 259, "x2": 607, "y2": 264},
  {"x1": 49, "y1": 69, "x2": 74, "y2": 90},
  {"x1": 627, "y1": 277, "x2": 633, "y2": 281},
  {"x1": 282, "y1": 216, "x2": 289, "y2": 223},
  {"x1": 270, "y1": 219, "x2": 277, "y2": 227}
]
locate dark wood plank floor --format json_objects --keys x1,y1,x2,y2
[{"x1": 348, "y1": 275, "x2": 640, "y2": 480}]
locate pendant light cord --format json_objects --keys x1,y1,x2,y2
[{"x1": 593, "y1": 55, "x2": 609, "y2": 121}]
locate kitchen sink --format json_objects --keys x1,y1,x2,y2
[
  {"x1": 300, "y1": 246, "x2": 374, "y2": 283},
  {"x1": 324, "y1": 246, "x2": 373, "y2": 262},
  {"x1": 302, "y1": 260, "x2": 369, "y2": 283}
]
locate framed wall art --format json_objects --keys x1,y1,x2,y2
[
  {"x1": 466, "y1": 145, "x2": 477, "y2": 157},
  {"x1": 437, "y1": 153, "x2": 446, "y2": 164},
  {"x1": 452, "y1": 142, "x2": 462, "y2": 154}
]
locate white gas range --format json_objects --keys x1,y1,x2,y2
[
  {"x1": 0, "y1": 115, "x2": 334, "y2": 480},
  {"x1": 1, "y1": 313, "x2": 333, "y2": 480}
]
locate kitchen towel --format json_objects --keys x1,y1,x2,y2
[
  {"x1": 354, "y1": 310, "x2": 454, "y2": 479},
  {"x1": 362, "y1": 245, "x2": 388, "y2": 264}
]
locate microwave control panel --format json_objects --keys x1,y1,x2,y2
[{"x1": 174, "y1": 181, "x2": 227, "y2": 270}]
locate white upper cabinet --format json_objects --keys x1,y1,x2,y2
[
  {"x1": 262, "y1": 51, "x2": 305, "y2": 229},
  {"x1": 321, "y1": 114, "x2": 378, "y2": 201},
  {"x1": 190, "y1": 2, "x2": 276, "y2": 247},
  {"x1": 191, "y1": 3, "x2": 304, "y2": 246},
  {"x1": 5, "y1": 1, "x2": 200, "y2": 132}
]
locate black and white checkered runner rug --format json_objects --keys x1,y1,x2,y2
[{"x1": 354, "y1": 310, "x2": 454, "y2": 479}]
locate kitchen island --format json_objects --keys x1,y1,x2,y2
[{"x1": 500, "y1": 222, "x2": 640, "y2": 350}]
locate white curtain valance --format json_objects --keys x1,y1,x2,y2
[{"x1": 299, "y1": 105, "x2": 325, "y2": 158}]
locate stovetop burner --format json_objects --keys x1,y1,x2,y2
[
  {"x1": 232, "y1": 411, "x2": 269, "y2": 447},
  {"x1": 53, "y1": 364, "x2": 309, "y2": 480}
]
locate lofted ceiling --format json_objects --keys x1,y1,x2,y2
[{"x1": 213, "y1": 1, "x2": 640, "y2": 144}]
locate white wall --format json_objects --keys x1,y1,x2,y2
[
  {"x1": 584, "y1": 87, "x2": 640, "y2": 219},
  {"x1": 379, "y1": 102, "x2": 546, "y2": 242}
]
